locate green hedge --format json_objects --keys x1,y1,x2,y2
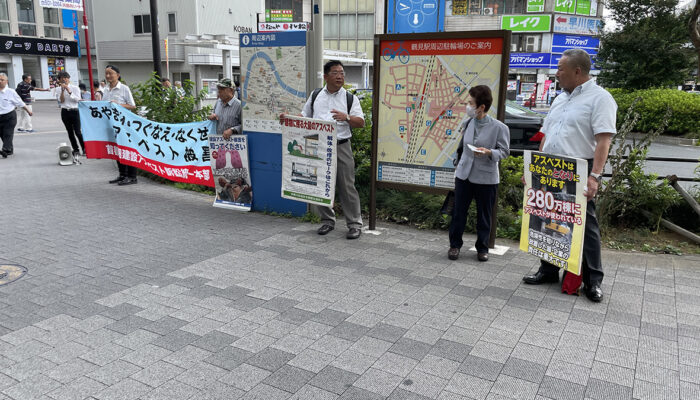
[{"x1": 607, "y1": 88, "x2": 700, "y2": 135}]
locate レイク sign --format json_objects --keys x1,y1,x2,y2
[
  {"x1": 526, "y1": 0, "x2": 544, "y2": 12},
  {"x1": 501, "y1": 15, "x2": 551, "y2": 32}
]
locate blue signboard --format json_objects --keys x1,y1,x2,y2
[
  {"x1": 510, "y1": 52, "x2": 551, "y2": 68},
  {"x1": 240, "y1": 31, "x2": 306, "y2": 47},
  {"x1": 61, "y1": 9, "x2": 80, "y2": 57},
  {"x1": 550, "y1": 53, "x2": 598, "y2": 70},
  {"x1": 386, "y1": 0, "x2": 446, "y2": 33},
  {"x1": 551, "y1": 33, "x2": 599, "y2": 55}
]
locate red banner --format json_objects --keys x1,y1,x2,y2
[
  {"x1": 381, "y1": 38, "x2": 503, "y2": 56},
  {"x1": 86, "y1": 141, "x2": 214, "y2": 187}
]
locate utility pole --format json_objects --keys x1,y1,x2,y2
[
  {"x1": 149, "y1": 0, "x2": 162, "y2": 79},
  {"x1": 312, "y1": 0, "x2": 323, "y2": 89}
]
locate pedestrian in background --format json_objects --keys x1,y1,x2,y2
[
  {"x1": 56, "y1": 71, "x2": 85, "y2": 156},
  {"x1": 93, "y1": 80, "x2": 103, "y2": 100},
  {"x1": 102, "y1": 64, "x2": 138, "y2": 185},
  {"x1": 447, "y1": 85, "x2": 510, "y2": 262},
  {"x1": 0, "y1": 73, "x2": 32, "y2": 158},
  {"x1": 15, "y1": 74, "x2": 49, "y2": 132}
]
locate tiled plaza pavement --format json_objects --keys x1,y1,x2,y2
[{"x1": 1, "y1": 102, "x2": 699, "y2": 400}]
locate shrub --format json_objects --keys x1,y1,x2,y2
[
  {"x1": 131, "y1": 72, "x2": 212, "y2": 123},
  {"x1": 607, "y1": 88, "x2": 700, "y2": 136}
]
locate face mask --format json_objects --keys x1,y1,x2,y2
[{"x1": 466, "y1": 104, "x2": 477, "y2": 118}]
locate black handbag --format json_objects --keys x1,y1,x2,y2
[
  {"x1": 453, "y1": 117, "x2": 473, "y2": 167},
  {"x1": 441, "y1": 190, "x2": 455, "y2": 216}
]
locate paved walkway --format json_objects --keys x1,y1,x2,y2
[{"x1": 1, "y1": 102, "x2": 699, "y2": 400}]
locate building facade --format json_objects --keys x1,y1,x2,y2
[
  {"x1": 90, "y1": 0, "x2": 262, "y2": 97},
  {"x1": 0, "y1": 0, "x2": 83, "y2": 99}
]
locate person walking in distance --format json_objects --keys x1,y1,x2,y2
[
  {"x1": 0, "y1": 73, "x2": 33, "y2": 158},
  {"x1": 15, "y1": 74, "x2": 49, "y2": 133},
  {"x1": 521, "y1": 49, "x2": 616, "y2": 303},
  {"x1": 102, "y1": 65, "x2": 138, "y2": 185},
  {"x1": 56, "y1": 71, "x2": 85, "y2": 156},
  {"x1": 281, "y1": 60, "x2": 365, "y2": 239}
]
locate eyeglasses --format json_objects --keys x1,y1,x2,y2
[{"x1": 328, "y1": 71, "x2": 345, "y2": 76}]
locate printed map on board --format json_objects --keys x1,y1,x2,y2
[
  {"x1": 240, "y1": 32, "x2": 307, "y2": 134},
  {"x1": 376, "y1": 37, "x2": 504, "y2": 189}
]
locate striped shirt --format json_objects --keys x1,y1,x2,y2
[{"x1": 213, "y1": 97, "x2": 242, "y2": 136}]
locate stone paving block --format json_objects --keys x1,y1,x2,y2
[
  {"x1": 100, "y1": 303, "x2": 144, "y2": 321},
  {"x1": 681, "y1": 381, "x2": 700, "y2": 400},
  {"x1": 311, "y1": 309, "x2": 352, "y2": 327},
  {"x1": 680, "y1": 364, "x2": 700, "y2": 384},
  {"x1": 119, "y1": 343, "x2": 172, "y2": 368},
  {"x1": 131, "y1": 360, "x2": 185, "y2": 387},
  {"x1": 140, "y1": 379, "x2": 201, "y2": 400},
  {"x1": 401, "y1": 369, "x2": 448, "y2": 398},
  {"x1": 218, "y1": 318, "x2": 261, "y2": 338},
  {"x1": 415, "y1": 354, "x2": 460, "y2": 379},
  {"x1": 143, "y1": 316, "x2": 189, "y2": 336},
  {"x1": 632, "y1": 378, "x2": 680, "y2": 400},
  {"x1": 86, "y1": 359, "x2": 143, "y2": 386},
  {"x1": 204, "y1": 345, "x2": 254, "y2": 371},
  {"x1": 337, "y1": 386, "x2": 385, "y2": 400},
  {"x1": 490, "y1": 374, "x2": 539, "y2": 400},
  {"x1": 372, "y1": 352, "x2": 419, "y2": 377},
  {"x1": 310, "y1": 334, "x2": 354, "y2": 357},
  {"x1": 289, "y1": 348, "x2": 336, "y2": 373},
  {"x1": 180, "y1": 317, "x2": 224, "y2": 336},
  {"x1": 218, "y1": 362, "x2": 271, "y2": 391},
  {"x1": 537, "y1": 376, "x2": 586, "y2": 400},
  {"x1": 113, "y1": 329, "x2": 160, "y2": 351},
  {"x1": 389, "y1": 337, "x2": 432, "y2": 361},
  {"x1": 501, "y1": 356, "x2": 547, "y2": 384},
  {"x1": 256, "y1": 319, "x2": 298, "y2": 339},
  {"x1": 190, "y1": 330, "x2": 238, "y2": 353},
  {"x1": 457, "y1": 355, "x2": 504, "y2": 382},
  {"x1": 39, "y1": 341, "x2": 90, "y2": 364},
  {"x1": 469, "y1": 341, "x2": 513, "y2": 364},
  {"x1": 584, "y1": 378, "x2": 633, "y2": 400},
  {"x1": 278, "y1": 307, "x2": 317, "y2": 325},
  {"x1": 443, "y1": 372, "x2": 492, "y2": 399},
  {"x1": 263, "y1": 364, "x2": 315, "y2": 393},
  {"x1": 309, "y1": 366, "x2": 360, "y2": 395},
  {"x1": 589, "y1": 360, "x2": 634, "y2": 387},
  {"x1": 176, "y1": 360, "x2": 227, "y2": 390},
  {"x1": 44, "y1": 358, "x2": 97, "y2": 384},
  {"x1": 428, "y1": 339, "x2": 472, "y2": 363},
  {"x1": 367, "y1": 322, "x2": 408, "y2": 342},
  {"x1": 389, "y1": 388, "x2": 434, "y2": 399},
  {"x1": 79, "y1": 342, "x2": 131, "y2": 367},
  {"x1": 246, "y1": 347, "x2": 295, "y2": 372},
  {"x1": 287, "y1": 384, "x2": 338, "y2": 400},
  {"x1": 104, "y1": 314, "x2": 152, "y2": 335},
  {"x1": 328, "y1": 321, "x2": 371, "y2": 342},
  {"x1": 1, "y1": 373, "x2": 61, "y2": 400},
  {"x1": 45, "y1": 376, "x2": 106, "y2": 400},
  {"x1": 2, "y1": 339, "x2": 53, "y2": 363},
  {"x1": 94, "y1": 377, "x2": 151, "y2": 400},
  {"x1": 635, "y1": 361, "x2": 680, "y2": 389}
]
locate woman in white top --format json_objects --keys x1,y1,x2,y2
[
  {"x1": 0, "y1": 73, "x2": 32, "y2": 158},
  {"x1": 56, "y1": 71, "x2": 85, "y2": 155},
  {"x1": 102, "y1": 64, "x2": 138, "y2": 185}
]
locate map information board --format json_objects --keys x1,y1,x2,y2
[
  {"x1": 240, "y1": 32, "x2": 307, "y2": 134},
  {"x1": 375, "y1": 35, "x2": 506, "y2": 189}
]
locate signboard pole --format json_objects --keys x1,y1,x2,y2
[
  {"x1": 369, "y1": 35, "x2": 380, "y2": 230},
  {"x1": 81, "y1": 0, "x2": 94, "y2": 100}
]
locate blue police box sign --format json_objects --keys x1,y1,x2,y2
[
  {"x1": 551, "y1": 33, "x2": 599, "y2": 55},
  {"x1": 386, "y1": 0, "x2": 446, "y2": 33}
]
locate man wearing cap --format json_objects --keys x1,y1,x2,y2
[{"x1": 207, "y1": 78, "x2": 241, "y2": 140}]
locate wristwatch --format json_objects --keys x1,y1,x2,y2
[
  {"x1": 346, "y1": 114, "x2": 350, "y2": 122},
  {"x1": 589, "y1": 172, "x2": 602, "y2": 183}
]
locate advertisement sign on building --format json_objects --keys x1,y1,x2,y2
[
  {"x1": 550, "y1": 53, "x2": 598, "y2": 70},
  {"x1": 501, "y1": 15, "x2": 552, "y2": 32},
  {"x1": 553, "y1": 0, "x2": 576, "y2": 14},
  {"x1": 553, "y1": 14, "x2": 602, "y2": 35},
  {"x1": 257, "y1": 22, "x2": 308, "y2": 32},
  {"x1": 386, "y1": 0, "x2": 446, "y2": 33},
  {"x1": 575, "y1": 0, "x2": 598, "y2": 16},
  {"x1": 0, "y1": 35, "x2": 78, "y2": 57},
  {"x1": 551, "y1": 33, "x2": 599, "y2": 55},
  {"x1": 39, "y1": 0, "x2": 82, "y2": 11},
  {"x1": 526, "y1": 0, "x2": 545, "y2": 12},
  {"x1": 510, "y1": 52, "x2": 551, "y2": 68},
  {"x1": 265, "y1": 9, "x2": 293, "y2": 22}
]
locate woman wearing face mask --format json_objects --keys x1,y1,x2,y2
[{"x1": 448, "y1": 85, "x2": 510, "y2": 262}]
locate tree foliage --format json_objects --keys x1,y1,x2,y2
[
  {"x1": 597, "y1": 1, "x2": 696, "y2": 89},
  {"x1": 131, "y1": 73, "x2": 212, "y2": 123}
]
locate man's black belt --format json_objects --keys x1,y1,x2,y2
[{"x1": 338, "y1": 138, "x2": 349, "y2": 145}]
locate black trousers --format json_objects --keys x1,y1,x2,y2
[
  {"x1": 117, "y1": 161, "x2": 137, "y2": 178},
  {"x1": 538, "y1": 159, "x2": 604, "y2": 287},
  {"x1": 60, "y1": 108, "x2": 85, "y2": 153},
  {"x1": 0, "y1": 110, "x2": 17, "y2": 153},
  {"x1": 448, "y1": 177, "x2": 498, "y2": 253}
]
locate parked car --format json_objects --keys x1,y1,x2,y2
[{"x1": 504, "y1": 100, "x2": 544, "y2": 150}]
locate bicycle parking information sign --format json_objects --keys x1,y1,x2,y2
[{"x1": 371, "y1": 31, "x2": 510, "y2": 200}]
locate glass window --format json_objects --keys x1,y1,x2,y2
[
  {"x1": 18, "y1": 23, "x2": 35, "y2": 36},
  {"x1": 339, "y1": 14, "x2": 356, "y2": 38},
  {"x1": 339, "y1": 0, "x2": 354, "y2": 13},
  {"x1": 168, "y1": 13, "x2": 176, "y2": 33},
  {"x1": 511, "y1": 34, "x2": 541, "y2": 52},
  {"x1": 43, "y1": 7, "x2": 59, "y2": 24},
  {"x1": 339, "y1": 39, "x2": 355, "y2": 52},
  {"x1": 44, "y1": 25, "x2": 60, "y2": 38},
  {"x1": 16, "y1": 0, "x2": 34, "y2": 22},
  {"x1": 503, "y1": 0, "x2": 525, "y2": 14},
  {"x1": 0, "y1": 23, "x2": 8, "y2": 34},
  {"x1": 324, "y1": 14, "x2": 338, "y2": 38},
  {"x1": 357, "y1": 0, "x2": 374, "y2": 12},
  {"x1": 467, "y1": 0, "x2": 482, "y2": 15},
  {"x1": 134, "y1": 14, "x2": 152, "y2": 34},
  {"x1": 357, "y1": 14, "x2": 373, "y2": 38},
  {"x1": 325, "y1": 0, "x2": 338, "y2": 12},
  {"x1": 0, "y1": 0, "x2": 9, "y2": 21}
]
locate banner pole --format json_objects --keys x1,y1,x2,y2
[{"x1": 81, "y1": 0, "x2": 95, "y2": 100}]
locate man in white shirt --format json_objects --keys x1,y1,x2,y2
[
  {"x1": 0, "y1": 73, "x2": 32, "y2": 158},
  {"x1": 56, "y1": 71, "x2": 84, "y2": 156},
  {"x1": 283, "y1": 60, "x2": 365, "y2": 239},
  {"x1": 522, "y1": 49, "x2": 617, "y2": 303},
  {"x1": 102, "y1": 64, "x2": 137, "y2": 185}
]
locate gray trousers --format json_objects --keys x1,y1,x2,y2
[{"x1": 312, "y1": 140, "x2": 363, "y2": 229}]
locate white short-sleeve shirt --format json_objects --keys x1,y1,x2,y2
[
  {"x1": 102, "y1": 81, "x2": 135, "y2": 107},
  {"x1": 0, "y1": 87, "x2": 25, "y2": 114},
  {"x1": 56, "y1": 84, "x2": 82, "y2": 109},
  {"x1": 541, "y1": 79, "x2": 617, "y2": 159},
  {"x1": 301, "y1": 86, "x2": 364, "y2": 140}
]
